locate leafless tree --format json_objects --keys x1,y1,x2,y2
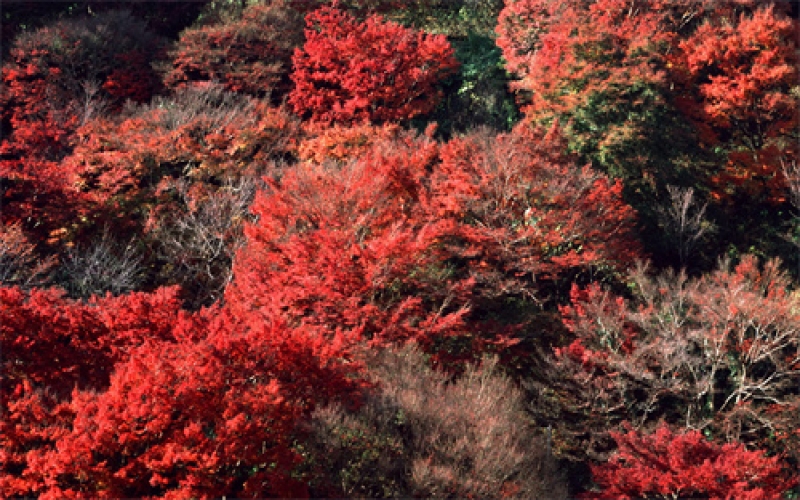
[
  {"x1": 151, "y1": 175, "x2": 258, "y2": 309},
  {"x1": 57, "y1": 229, "x2": 144, "y2": 298},
  {"x1": 0, "y1": 223, "x2": 55, "y2": 288},
  {"x1": 657, "y1": 185, "x2": 711, "y2": 267},
  {"x1": 306, "y1": 344, "x2": 567, "y2": 499},
  {"x1": 780, "y1": 155, "x2": 800, "y2": 277},
  {"x1": 128, "y1": 83, "x2": 255, "y2": 132},
  {"x1": 538, "y1": 257, "x2": 800, "y2": 464}
]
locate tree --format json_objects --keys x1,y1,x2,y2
[
  {"x1": 586, "y1": 423, "x2": 796, "y2": 500},
  {"x1": 0, "y1": 285, "x2": 186, "y2": 497},
  {"x1": 165, "y1": 1, "x2": 304, "y2": 103},
  {"x1": 671, "y1": 4, "x2": 799, "y2": 203},
  {"x1": 61, "y1": 85, "x2": 297, "y2": 300},
  {"x1": 225, "y1": 129, "x2": 473, "y2": 354},
  {"x1": 149, "y1": 176, "x2": 258, "y2": 309},
  {"x1": 1, "y1": 11, "x2": 164, "y2": 250},
  {"x1": 228, "y1": 123, "x2": 641, "y2": 367},
  {"x1": 1, "y1": 281, "x2": 364, "y2": 497},
  {"x1": 289, "y1": 6, "x2": 459, "y2": 124},
  {"x1": 655, "y1": 185, "x2": 712, "y2": 268},
  {"x1": 1, "y1": 285, "x2": 184, "y2": 395},
  {"x1": 541, "y1": 256, "x2": 800, "y2": 464},
  {"x1": 305, "y1": 344, "x2": 567, "y2": 498},
  {"x1": 496, "y1": 0, "x2": 799, "y2": 269},
  {"x1": 296, "y1": 121, "x2": 403, "y2": 164},
  {"x1": 0, "y1": 223, "x2": 55, "y2": 288},
  {"x1": 432, "y1": 124, "x2": 642, "y2": 306}
]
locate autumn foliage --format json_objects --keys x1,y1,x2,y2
[
  {"x1": 165, "y1": 1, "x2": 304, "y2": 102},
  {"x1": 289, "y1": 6, "x2": 458, "y2": 123},
  {"x1": 496, "y1": 0, "x2": 799, "y2": 270},
  {"x1": 2, "y1": 2, "x2": 799, "y2": 498},
  {"x1": 1, "y1": 289, "x2": 363, "y2": 497},
  {"x1": 0, "y1": 11, "x2": 163, "y2": 250},
  {"x1": 496, "y1": 0, "x2": 798, "y2": 191},
  {"x1": 671, "y1": 4, "x2": 799, "y2": 200},
  {"x1": 586, "y1": 423, "x2": 797, "y2": 499}
]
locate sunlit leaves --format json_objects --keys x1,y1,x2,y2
[
  {"x1": 289, "y1": 6, "x2": 458, "y2": 124},
  {"x1": 586, "y1": 423, "x2": 796, "y2": 499}
]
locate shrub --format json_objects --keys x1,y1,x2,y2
[
  {"x1": 1, "y1": 10, "x2": 164, "y2": 249},
  {"x1": 54, "y1": 229, "x2": 144, "y2": 299},
  {"x1": 0, "y1": 223, "x2": 54, "y2": 288},
  {"x1": 150, "y1": 176, "x2": 258, "y2": 309}
]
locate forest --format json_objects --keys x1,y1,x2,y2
[{"x1": 1, "y1": 0, "x2": 798, "y2": 497}]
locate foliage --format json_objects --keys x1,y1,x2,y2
[
  {"x1": 495, "y1": 0, "x2": 799, "y2": 270},
  {"x1": 228, "y1": 124, "x2": 640, "y2": 364},
  {"x1": 21, "y1": 314, "x2": 302, "y2": 498},
  {"x1": 60, "y1": 85, "x2": 297, "y2": 299},
  {"x1": 390, "y1": 0, "x2": 504, "y2": 37},
  {"x1": 296, "y1": 121, "x2": 403, "y2": 164},
  {"x1": 289, "y1": 6, "x2": 459, "y2": 124},
  {"x1": 1, "y1": 285, "x2": 363, "y2": 497},
  {"x1": 1, "y1": 284, "x2": 186, "y2": 498},
  {"x1": 671, "y1": 3, "x2": 799, "y2": 203},
  {"x1": 2, "y1": 2, "x2": 797, "y2": 496},
  {"x1": 225, "y1": 129, "x2": 474, "y2": 354},
  {"x1": 0, "y1": 10, "x2": 164, "y2": 251},
  {"x1": 165, "y1": 1, "x2": 304, "y2": 103},
  {"x1": 585, "y1": 423, "x2": 797, "y2": 500},
  {"x1": 420, "y1": 32, "x2": 520, "y2": 137},
  {"x1": 432, "y1": 125, "x2": 641, "y2": 304}
]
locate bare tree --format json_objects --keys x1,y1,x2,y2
[
  {"x1": 540, "y1": 257, "x2": 800, "y2": 464},
  {"x1": 306, "y1": 344, "x2": 567, "y2": 499},
  {"x1": 74, "y1": 79, "x2": 110, "y2": 126},
  {"x1": 0, "y1": 223, "x2": 55, "y2": 288},
  {"x1": 57, "y1": 229, "x2": 143, "y2": 298},
  {"x1": 657, "y1": 185, "x2": 711, "y2": 267},
  {"x1": 780, "y1": 155, "x2": 800, "y2": 278},
  {"x1": 151, "y1": 175, "x2": 258, "y2": 309}
]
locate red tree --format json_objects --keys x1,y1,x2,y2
[
  {"x1": 432, "y1": 124, "x2": 642, "y2": 303},
  {"x1": 1, "y1": 275, "x2": 366, "y2": 497},
  {"x1": 496, "y1": 0, "x2": 798, "y2": 201},
  {"x1": 671, "y1": 4, "x2": 799, "y2": 201},
  {"x1": 289, "y1": 6, "x2": 458, "y2": 124},
  {"x1": 1, "y1": 11, "x2": 163, "y2": 248},
  {"x1": 586, "y1": 423, "x2": 796, "y2": 500},
  {"x1": 165, "y1": 1, "x2": 304, "y2": 102},
  {"x1": 20, "y1": 308, "x2": 362, "y2": 498},
  {"x1": 228, "y1": 124, "x2": 641, "y2": 365},
  {"x1": 1, "y1": 285, "x2": 184, "y2": 395},
  {"x1": 0, "y1": 285, "x2": 186, "y2": 497},
  {"x1": 62, "y1": 85, "x2": 297, "y2": 245},
  {"x1": 226, "y1": 128, "x2": 472, "y2": 354}
]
